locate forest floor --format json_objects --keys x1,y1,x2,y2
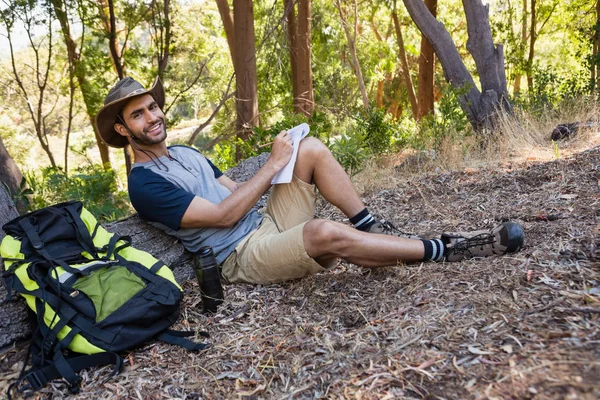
[{"x1": 1, "y1": 137, "x2": 600, "y2": 399}]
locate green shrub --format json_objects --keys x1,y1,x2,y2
[
  {"x1": 330, "y1": 132, "x2": 369, "y2": 176},
  {"x1": 354, "y1": 107, "x2": 394, "y2": 155},
  {"x1": 25, "y1": 165, "x2": 131, "y2": 223}
]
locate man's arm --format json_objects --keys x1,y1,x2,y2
[
  {"x1": 217, "y1": 175, "x2": 243, "y2": 192},
  {"x1": 180, "y1": 131, "x2": 293, "y2": 229}
]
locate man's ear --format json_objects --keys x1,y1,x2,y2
[{"x1": 114, "y1": 123, "x2": 129, "y2": 137}]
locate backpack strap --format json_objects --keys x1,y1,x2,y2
[
  {"x1": 65, "y1": 205, "x2": 98, "y2": 258},
  {"x1": 17, "y1": 219, "x2": 84, "y2": 276},
  {"x1": 21, "y1": 352, "x2": 122, "y2": 393},
  {"x1": 156, "y1": 329, "x2": 209, "y2": 351}
]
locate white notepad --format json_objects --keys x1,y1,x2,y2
[{"x1": 271, "y1": 123, "x2": 310, "y2": 184}]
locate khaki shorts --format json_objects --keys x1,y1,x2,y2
[{"x1": 221, "y1": 176, "x2": 336, "y2": 284}]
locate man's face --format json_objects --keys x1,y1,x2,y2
[{"x1": 116, "y1": 94, "x2": 166, "y2": 145}]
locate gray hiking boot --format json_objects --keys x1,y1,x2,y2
[
  {"x1": 442, "y1": 222, "x2": 525, "y2": 262},
  {"x1": 364, "y1": 220, "x2": 423, "y2": 240}
]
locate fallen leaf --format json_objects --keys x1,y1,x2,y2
[
  {"x1": 501, "y1": 344, "x2": 513, "y2": 354},
  {"x1": 559, "y1": 194, "x2": 578, "y2": 200},
  {"x1": 468, "y1": 346, "x2": 495, "y2": 355}
]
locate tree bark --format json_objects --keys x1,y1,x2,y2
[
  {"x1": 0, "y1": 135, "x2": 23, "y2": 205},
  {"x1": 392, "y1": 11, "x2": 418, "y2": 118},
  {"x1": 154, "y1": 0, "x2": 171, "y2": 79},
  {"x1": 296, "y1": 0, "x2": 314, "y2": 116},
  {"x1": 526, "y1": 0, "x2": 536, "y2": 95},
  {"x1": 416, "y1": 0, "x2": 436, "y2": 119},
  {"x1": 216, "y1": 0, "x2": 236, "y2": 66},
  {"x1": 336, "y1": 0, "x2": 369, "y2": 109},
  {"x1": 513, "y1": 0, "x2": 527, "y2": 94},
  {"x1": 285, "y1": 0, "x2": 300, "y2": 111},
  {"x1": 596, "y1": 1, "x2": 600, "y2": 90},
  {"x1": 0, "y1": 185, "x2": 28, "y2": 349},
  {"x1": 463, "y1": 0, "x2": 512, "y2": 113},
  {"x1": 233, "y1": 0, "x2": 259, "y2": 153}
]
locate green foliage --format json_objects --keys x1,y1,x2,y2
[
  {"x1": 412, "y1": 85, "x2": 471, "y2": 151},
  {"x1": 354, "y1": 107, "x2": 395, "y2": 154},
  {"x1": 25, "y1": 166, "x2": 131, "y2": 223},
  {"x1": 330, "y1": 132, "x2": 369, "y2": 176}
]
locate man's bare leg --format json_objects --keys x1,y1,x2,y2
[
  {"x1": 303, "y1": 219, "x2": 425, "y2": 267},
  {"x1": 293, "y1": 137, "x2": 365, "y2": 218}
]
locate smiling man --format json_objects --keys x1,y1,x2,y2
[{"x1": 95, "y1": 77, "x2": 525, "y2": 285}]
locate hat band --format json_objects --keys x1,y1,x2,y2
[{"x1": 126, "y1": 88, "x2": 147, "y2": 98}]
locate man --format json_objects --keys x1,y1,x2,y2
[{"x1": 95, "y1": 77, "x2": 524, "y2": 285}]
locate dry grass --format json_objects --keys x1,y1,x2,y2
[{"x1": 1, "y1": 108, "x2": 599, "y2": 399}]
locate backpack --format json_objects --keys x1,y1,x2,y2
[{"x1": 0, "y1": 201, "x2": 208, "y2": 397}]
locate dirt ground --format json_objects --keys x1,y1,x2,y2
[{"x1": 1, "y1": 142, "x2": 599, "y2": 399}]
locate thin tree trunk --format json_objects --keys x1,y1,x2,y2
[
  {"x1": 154, "y1": 0, "x2": 171, "y2": 79},
  {"x1": 233, "y1": 0, "x2": 259, "y2": 157},
  {"x1": 513, "y1": 0, "x2": 527, "y2": 94},
  {"x1": 102, "y1": 0, "x2": 124, "y2": 80},
  {"x1": 370, "y1": 13, "x2": 384, "y2": 108},
  {"x1": 285, "y1": 0, "x2": 299, "y2": 108},
  {"x1": 526, "y1": 0, "x2": 536, "y2": 95},
  {"x1": 296, "y1": 0, "x2": 314, "y2": 116},
  {"x1": 216, "y1": 0, "x2": 236, "y2": 66},
  {"x1": 417, "y1": 0, "x2": 436, "y2": 119},
  {"x1": 392, "y1": 11, "x2": 418, "y2": 118},
  {"x1": 336, "y1": 0, "x2": 369, "y2": 109},
  {"x1": 595, "y1": 1, "x2": 600, "y2": 90}
]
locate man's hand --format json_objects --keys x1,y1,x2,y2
[{"x1": 267, "y1": 130, "x2": 294, "y2": 170}]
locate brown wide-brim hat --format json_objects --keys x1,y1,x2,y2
[{"x1": 95, "y1": 76, "x2": 165, "y2": 148}]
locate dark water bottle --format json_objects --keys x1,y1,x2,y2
[{"x1": 193, "y1": 246, "x2": 224, "y2": 313}]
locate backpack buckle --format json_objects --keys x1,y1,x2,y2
[{"x1": 24, "y1": 370, "x2": 46, "y2": 391}]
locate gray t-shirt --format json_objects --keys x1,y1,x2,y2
[{"x1": 128, "y1": 145, "x2": 262, "y2": 264}]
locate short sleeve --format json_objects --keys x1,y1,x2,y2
[{"x1": 128, "y1": 167, "x2": 195, "y2": 231}]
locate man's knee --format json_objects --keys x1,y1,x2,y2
[
  {"x1": 303, "y1": 219, "x2": 345, "y2": 257},
  {"x1": 298, "y1": 137, "x2": 330, "y2": 160}
]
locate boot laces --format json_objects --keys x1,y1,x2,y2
[
  {"x1": 376, "y1": 220, "x2": 417, "y2": 237},
  {"x1": 452, "y1": 232, "x2": 496, "y2": 254}
]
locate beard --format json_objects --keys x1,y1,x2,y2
[{"x1": 131, "y1": 118, "x2": 167, "y2": 145}]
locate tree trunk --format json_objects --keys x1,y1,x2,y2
[
  {"x1": 403, "y1": 0, "x2": 510, "y2": 132},
  {"x1": 463, "y1": 0, "x2": 512, "y2": 113},
  {"x1": 154, "y1": 0, "x2": 171, "y2": 79},
  {"x1": 392, "y1": 12, "x2": 418, "y2": 118},
  {"x1": 594, "y1": 1, "x2": 600, "y2": 90},
  {"x1": 216, "y1": 0, "x2": 236, "y2": 66},
  {"x1": 233, "y1": 0, "x2": 259, "y2": 157},
  {"x1": 513, "y1": 0, "x2": 527, "y2": 94},
  {"x1": 417, "y1": 0, "x2": 436, "y2": 119},
  {"x1": 0, "y1": 136, "x2": 23, "y2": 206},
  {"x1": 526, "y1": 0, "x2": 536, "y2": 95},
  {"x1": 285, "y1": 0, "x2": 300, "y2": 111},
  {"x1": 0, "y1": 185, "x2": 28, "y2": 348},
  {"x1": 336, "y1": 0, "x2": 369, "y2": 109},
  {"x1": 296, "y1": 0, "x2": 314, "y2": 116}
]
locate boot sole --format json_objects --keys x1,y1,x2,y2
[{"x1": 502, "y1": 222, "x2": 525, "y2": 253}]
